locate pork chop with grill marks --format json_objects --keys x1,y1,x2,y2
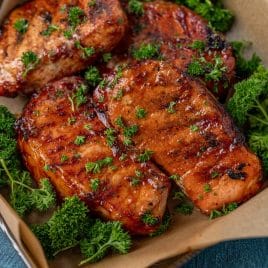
[
  {"x1": 109, "y1": 0, "x2": 235, "y2": 100},
  {"x1": 94, "y1": 60, "x2": 262, "y2": 214},
  {"x1": 16, "y1": 76, "x2": 170, "y2": 235},
  {"x1": 0, "y1": 0, "x2": 127, "y2": 96}
]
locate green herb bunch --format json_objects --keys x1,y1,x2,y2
[
  {"x1": 228, "y1": 66, "x2": 268, "y2": 173},
  {"x1": 32, "y1": 197, "x2": 132, "y2": 265},
  {"x1": 0, "y1": 106, "x2": 55, "y2": 215}
]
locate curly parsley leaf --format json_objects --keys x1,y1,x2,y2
[
  {"x1": 128, "y1": 0, "x2": 144, "y2": 16},
  {"x1": 231, "y1": 41, "x2": 262, "y2": 78},
  {"x1": 32, "y1": 196, "x2": 90, "y2": 257},
  {"x1": 21, "y1": 51, "x2": 40, "y2": 77},
  {"x1": 79, "y1": 220, "x2": 131, "y2": 265},
  {"x1": 14, "y1": 18, "x2": 29, "y2": 34},
  {"x1": 84, "y1": 66, "x2": 101, "y2": 87},
  {"x1": 132, "y1": 43, "x2": 161, "y2": 60}
]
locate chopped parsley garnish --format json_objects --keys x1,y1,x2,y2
[
  {"x1": 189, "y1": 40, "x2": 205, "y2": 51},
  {"x1": 128, "y1": 0, "x2": 144, "y2": 16},
  {"x1": 88, "y1": 0, "x2": 96, "y2": 7},
  {"x1": 72, "y1": 84, "x2": 88, "y2": 107},
  {"x1": 104, "y1": 128, "x2": 116, "y2": 147},
  {"x1": 83, "y1": 47, "x2": 95, "y2": 58},
  {"x1": 123, "y1": 125, "x2": 139, "y2": 138},
  {"x1": 75, "y1": 41, "x2": 95, "y2": 58},
  {"x1": 74, "y1": 135, "x2": 86, "y2": 146},
  {"x1": 136, "y1": 107, "x2": 147, "y2": 119},
  {"x1": 108, "y1": 64, "x2": 125, "y2": 88},
  {"x1": 187, "y1": 60, "x2": 205, "y2": 76},
  {"x1": 137, "y1": 150, "x2": 153, "y2": 163},
  {"x1": 85, "y1": 157, "x2": 113, "y2": 174},
  {"x1": 205, "y1": 57, "x2": 227, "y2": 82},
  {"x1": 113, "y1": 89, "x2": 123, "y2": 101},
  {"x1": 90, "y1": 178, "x2": 100, "y2": 191},
  {"x1": 98, "y1": 95, "x2": 104, "y2": 103},
  {"x1": 63, "y1": 29, "x2": 73, "y2": 39},
  {"x1": 141, "y1": 211, "x2": 159, "y2": 226},
  {"x1": 84, "y1": 66, "x2": 101, "y2": 87},
  {"x1": 115, "y1": 116, "x2": 138, "y2": 145},
  {"x1": 131, "y1": 178, "x2": 141, "y2": 186},
  {"x1": 119, "y1": 153, "x2": 127, "y2": 161},
  {"x1": 43, "y1": 164, "x2": 52, "y2": 172},
  {"x1": 150, "y1": 212, "x2": 171, "y2": 237},
  {"x1": 209, "y1": 202, "x2": 238, "y2": 219},
  {"x1": 102, "y1": 53, "x2": 112, "y2": 63},
  {"x1": 135, "y1": 170, "x2": 143, "y2": 177},
  {"x1": 60, "y1": 155, "x2": 69, "y2": 163},
  {"x1": 68, "y1": 6, "x2": 85, "y2": 28},
  {"x1": 115, "y1": 116, "x2": 124, "y2": 128},
  {"x1": 132, "y1": 43, "x2": 161, "y2": 60},
  {"x1": 187, "y1": 56, "x2": 227, "y2": 83},
  {"x1": 167, "y1": 101, "x2": 176, "y2": 114},
  {"x1": 130, "y1": 170, "x2": 143, "y2": 186},
  {"x1": 68, "y1": 117, "x2": 76, "y2": 125},
  {"x1": 14, "y1": 18, "x2": 29, "y2": 34},
  {"x1": 211, "y1": 171, "x2": 219, "y2": 179},
  {"x1": 175, "y1": 202, "x2": 194, "y2": 215},
  {"x1": 169, "y1": 174, "x2": 180, "y2": 181},
  {"x1": 99, "y1": 78, "x2": 108, "y2": 89},
  {"x1": 41, "y1": 24, "x2": 59, "y2": 36},
  {"x1": 84, "y1": 124, "x2": 92, "y2": 130},
  {"x1": 21, "y1": 51, "x2": 40, "y2": 77},
  {"x1": 190, "y1": 124, "x2": 199, "y2": 132},
  {"x1": 203, "y1": 183, "x2": 212, "y2": 193}
]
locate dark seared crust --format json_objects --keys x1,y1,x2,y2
[
  {"x1": 0, "y1": 0, "x2": 127, "y2": 96},
  {"x1": 111, "y1": 0, "x2": 235, "y2": 100},
  {"x1": 16, "y1": 76, "x2": 170, "y2": 235},
  {"x1": 94, "y1": 60, "x2": 262, "y2": 214}
]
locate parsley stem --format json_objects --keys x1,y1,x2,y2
[
  {"x1": 255, "y1": 99, "x2": 268, "y2": 122},
  {"x1": 0, "y1": 158, "x2": 14, "y2": 193},
  {"x1": 0, "y1": 158, "x2": 33, "y2": 192},
  {"x1": 249, "y1": 114, "x2": 268, "y2": 126},
  {"x1": 53, "y1": 242, "x2": 79, "y2": 256},
  {"x1": 79, "y1": 243, "x2": 110, "y2": 266}
]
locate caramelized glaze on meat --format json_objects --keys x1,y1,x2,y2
[
  {"x1": 94, "y1": 60, "x2": 262, "y2": 214},
  {"x1": 16, "y1": 76, "x2": 170, "y2": 235},
  {"x1": 0, "y1": 0, "x2": 126, "y2": 96},
  {"x1": 111, "y1": 0, "x2": 235, "y2": 100}
]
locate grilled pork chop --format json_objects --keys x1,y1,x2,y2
[
  {"x1": 94, "y1": 60, "x2": 262, "y2": 214},
  {"x1": 16, "y1": 76, "x2": 170, "y2": 235},
  {"x1": 0, "y1": 0, "x2": 126, "y2": 97},
  {"x1": 110, "y1": 0, "x2": 235, "y2": 100}
]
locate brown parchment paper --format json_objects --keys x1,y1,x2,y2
[{"x1": 1, "y1": 1, "x2": 268, "y2": 267}]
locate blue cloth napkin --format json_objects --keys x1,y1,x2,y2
[
  {"x1": 183, "y1": 238, "x2": 268, "y2": 268},
  {"x1": 0, "y1": 229, "x2": 26, "y2": 268}
]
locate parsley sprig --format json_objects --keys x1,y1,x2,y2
[
  {"x1": 85, "y1": 157, "x2": 113, "y2": 174},
  {"x1": 0, "y1": 106, "x2": 55, "y2": 216},
  {"x1": 14, "y1": 18, "x2": 29, "y2": 34},
  {"x1": 21, "y1": 51, "x2": 40, "y2": 77}
]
